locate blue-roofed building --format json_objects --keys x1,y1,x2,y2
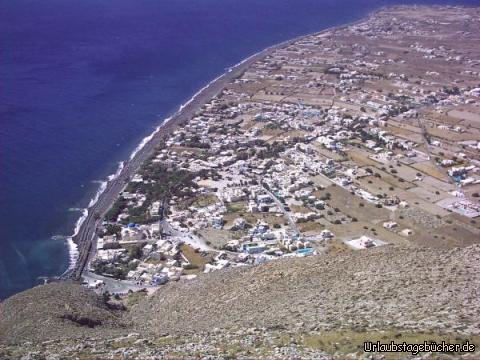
[{"x1": 296, "y1": 248, "x2": 314, "y2": 256}]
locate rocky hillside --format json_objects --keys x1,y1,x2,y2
[
  {"x1": 1, "y1": 245, "x2": 480, "y2": 359},
  {"x1": 0, "y1": 282, "x2": 127, "y2": 344},
  {"x1": 132, "y1": 245, "x2": 480, "y2": 337}
]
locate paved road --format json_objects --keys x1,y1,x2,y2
[
  {"x1": 417, "y1": 117, "x2": 448, "y2": 176},
  {"x1": 262, "y1": 184, "x2": 300, "y2": 237},
  {"x1": 82, "y1": 271, "x2": 158, "y2": 295},
  {"x1": 161, "y1": 220, "x2": 213, "y2": 251}
]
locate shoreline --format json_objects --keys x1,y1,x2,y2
[{"x1": 60, "y1": 10, "x2": 379, "y2": 280}]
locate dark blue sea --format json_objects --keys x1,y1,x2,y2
[{"x1": 0, "y1": 0, "x2": 477, "y2": 299}]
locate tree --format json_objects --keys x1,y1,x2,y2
[
  {"x1": 104, "y1": 224, "x2": 122, "y2": 237},
  {"x1": 129, "y1": 245, "x2": 143, "y2": 260},
  {"x1": 102, "y1": 291, "x2": 111, "y2": 304}
]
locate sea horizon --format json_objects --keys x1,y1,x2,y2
[{"x1": 1, "y1": 0, "x2": 478, "y2": 299}]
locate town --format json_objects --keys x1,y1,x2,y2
[{"x1": 84, "y1": 6, "x2": 480, "y2": 292}]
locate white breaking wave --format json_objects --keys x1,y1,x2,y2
[
  {"x1": 63, "y1": 160, "x2": 127, "y2": 273},
  {"x1": 128, "y1": 68, "x2": 229, "y2": 162},
  {"x1": 129, "y1": 125, "x2": 163, "y2": 161},
  {"x1": 88, "y1": 180, "x2": 108, "y2": 208},
  {"x1": 107, "y1": 161, "x2": 125, "y2": 181},
  {"x1": 65, "y1": 238, "x2": 80, "y2": 272},
  {"x1": 61, "y1": 208, "x2": 87, "y2": 274},
  {"x1": 178, "y1": 72, "x2": 225, "y2": 112}
]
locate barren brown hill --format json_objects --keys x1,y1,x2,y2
[
  {"x1": 0, "y1": 282, "x2": 127, "y2": 345},
  {"x1": 131, "y1": 245, "x2": 480, "y2": 336},
  {"x1": 1, "y1": 245, "x2": 479, "y2": 359}
]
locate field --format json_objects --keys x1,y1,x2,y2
[{"x1": 180, "y1": 244, "x2": 213, "y2": 272}]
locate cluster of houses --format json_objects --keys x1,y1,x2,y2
[
  {"x1": 93, "y1": 227, "x2": 193, "y2": 285},
  {"x1": 89, "y1": 8, "x2": 480, "y2": 288}
]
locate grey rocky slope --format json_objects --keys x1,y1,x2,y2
[
  {"x1": 131, "y1": 244, "x2": 480, "y2": 336},
  {"x1": 0, "y1": 282, "x2": 127, "y2": 344},
  {"x1": 1, "y1": 245, "x2": 479, "y2": 359}
]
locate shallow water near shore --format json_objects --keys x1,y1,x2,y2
[{"x1": 0, "y1": 0, "x2": 477, "y2": 299}]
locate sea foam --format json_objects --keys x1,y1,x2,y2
[
  {"x1": 61, "y1": 208, "x2": 87, "y2": 275},
  {"x1": 88, "y1": 181, "x2": 107, "y2": 208},
  {"x1": 128, "y1": 69, "x2": 228, "y2": 162}
]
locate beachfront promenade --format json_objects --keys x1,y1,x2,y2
[
  {"x1": 61, "y1": 39, "x2": 301, "y2": 280},
  {"x1": 61, "y1": 14, "x2": 367, "y2": 281}
]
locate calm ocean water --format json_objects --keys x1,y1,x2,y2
[{"x1": 0, "y1": 0, "x2": 476, "y2": 299}]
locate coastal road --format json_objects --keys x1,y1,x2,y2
[
  {"x1": 64, "y1": 22, "x2": 359, "y2": 281},
  {"x1": 82, "y1": 271, "x2": 159, "y2": 295},
  {"x1": 65, "y1": 33, "x2": 302, "y2": 280}
]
